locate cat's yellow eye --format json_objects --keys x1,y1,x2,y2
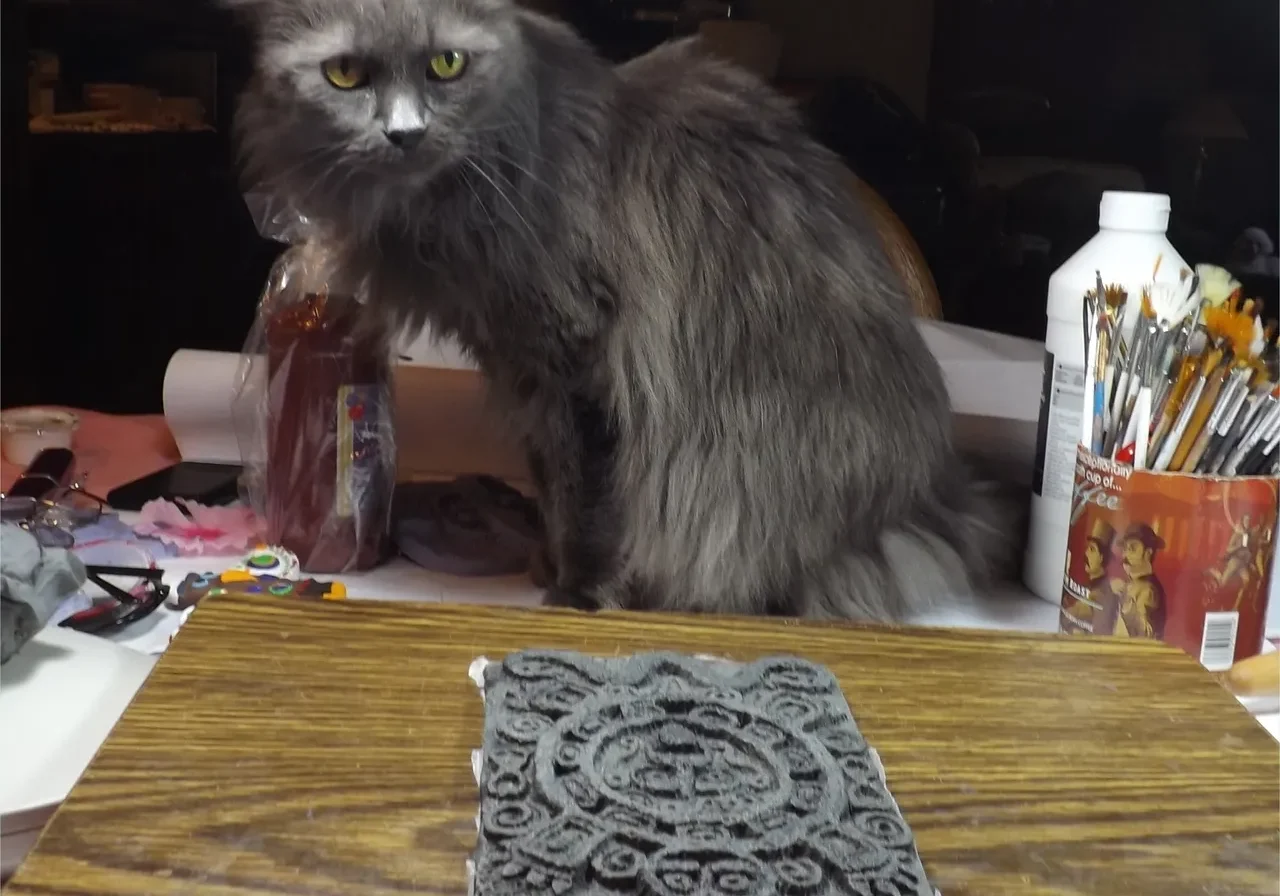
[
  {"x1": 428, "y1": 50, "x2": 467, "y2": 81},
  {"x1": 321, "y1": 56, "x2": 369, "y2": 90}
]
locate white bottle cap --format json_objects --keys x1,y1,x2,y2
[{"x1": 1098, "y1": 191, "x2": 1172, "y2": 233}]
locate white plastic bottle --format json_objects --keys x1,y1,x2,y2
[{"x1": 1024, "y1": 191, "x2": 1189, "y2": 603}]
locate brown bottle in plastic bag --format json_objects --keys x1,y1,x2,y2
[{"x1": 264, "y1": 292, "x2": 395, "y2": 573}]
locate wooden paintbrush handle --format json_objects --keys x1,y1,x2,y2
[
  {"x1": 1150, "y1": 359, "x2": 1197, "y2": 455},
  {"x1": 1170, "y1": 369, "x2": 1226, "y2": 471}
]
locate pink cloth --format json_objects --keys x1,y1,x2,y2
[
  {"x1": 133, "y1": 498, "x2": 261, "y2": 554},
  {"x1": 1, "y1": 407, "x2": 180, "y2": 495}
]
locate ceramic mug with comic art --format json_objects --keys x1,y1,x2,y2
[{"x1": 1060, "y1": 447, "x2": 1277, "y2": 670}]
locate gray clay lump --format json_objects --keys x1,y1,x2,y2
[{"x1": 473, "y1": 650, "x2": 935, "y2": 895}]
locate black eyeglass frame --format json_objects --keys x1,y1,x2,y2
[{"x1": 59, "y1": 565, "x2": 169, "y2": 634}]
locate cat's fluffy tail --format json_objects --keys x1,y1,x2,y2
[{"x1": 801, "y1": 467, "x2": 1028, "y2": 623}]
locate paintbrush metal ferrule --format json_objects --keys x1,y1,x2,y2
[
  {"x1": 1238, "y1": 412, "x2": 1280, "y2": 476},
  {"x1": 1103, "y1": 331, "x2": 1129, "y2": 422},
  {"x1": 1262, "y1": 428, "x2": 1280, "y2": 462},
  {"x1": 1082, "y1": 291, "x2": 1096, "y2": 349},
  {"x1": 1123, "y1": 324, "x2": 1152, "y2": 398},
  {"x1": 1224, "y1": 397, "x2": 1280, "y2": 475},
  {"x1": 1210, "y1": 392, "x2": 1267, "y2": 475},
  {"x1": 1132, "y1": 387, "x2": 1154, "y2": 470},
  {"x1": 1108, "y1": 326, "x2": 1154, "y2": 457},
  {"x1": 1151, "y1": 371, "x2": 1177, "y2": 432},
  {"x1": 1152, "y1": 375, "x2": 1206, "y2": 471},
  {"x1": 1218, "y1": 370, "x2": 1251, "y2": 426},
  {"x1": 1183, "y1": 368, "x2": 1247, "y2": 473},
  {"x1": 1171, "y1": 364, "x2": 1232, "y2": 472},
  {"x1": 1259, "y1": 435, "x2": 1280, "y2": 476},
  {"x1": 1148, "y1": 385, "x2": 1182, "y2": 463},
  {"x1": 1109, "y1": 314, "x2": 1143, "y2": 417},
  {"x1": 1151, "y1": 348, "x2": 1213, "y2": 464},
  {"x1": 1150, "y1": 343, "x2": 1201, "y2": 450},
  {"x1": 1260, "y1": 407, "x2": 1280, "y2": 449},
  {"x1": 1198, "y1": 378, "x2": 1251, "y2": 473}
]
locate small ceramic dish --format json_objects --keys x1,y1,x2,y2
[{"x1": 0, "y1": 408, "x2": 79, "y2": 467}]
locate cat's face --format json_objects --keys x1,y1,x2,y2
[{"x1": 230, "y1": 0, "x2": 524, "y2": 185}]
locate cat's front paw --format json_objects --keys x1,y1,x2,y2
[
  {"x1": 543, "y1": 587, "x2": 600, "y2": 612},
  {"x1": 529, "y1": 544, "x2": 556, "y2": 589}
]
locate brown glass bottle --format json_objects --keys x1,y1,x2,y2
[{"x1": 263, "y1": 292, "x2": 394, "y2": 572}]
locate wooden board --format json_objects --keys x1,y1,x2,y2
[{"x1": 8, "y1": 596, "x2": 1278, "y2": 895}]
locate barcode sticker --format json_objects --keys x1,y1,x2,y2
[{"x1": 1199, "y1": 612, "x2": 1239, "y2": 671}]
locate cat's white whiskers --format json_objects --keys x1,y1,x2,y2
[
  {"x1": 489, "y1": 151, "x2": 555, "y2": 195},
  {"x1": 465, "y1": 159, "x2": 545, "y2": 253},
  {"x1": 258, "y1": 144, "x2": 344, "y2": 207},
  {"x1": 461, "y1": 168, "x2": 500, "y2": 233}
]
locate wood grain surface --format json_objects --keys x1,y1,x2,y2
[{"x1": 7, "y1": 596, "x2": 1278, "y2": 896}]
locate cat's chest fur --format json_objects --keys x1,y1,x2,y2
[{"x1": 357, "y1": 163, "x2": 618, "y2": 398}]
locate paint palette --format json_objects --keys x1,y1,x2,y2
[{"x1": 169, "y1": 569, "x2": 347, "y2": 611}]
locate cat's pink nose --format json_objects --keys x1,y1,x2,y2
[{"x1": 385, "y1": 128, "x2": 425, "y2": 149}]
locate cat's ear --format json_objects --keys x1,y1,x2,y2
[
  {"x1": 219, "y1": 0, "x2": 299, "y2": 38},
  {"x1": 217, "y1": 0, "x2": 316, "y2": 32},
  {"x1": 216, "y1": 0, "x2": 275, "y2": 21}
]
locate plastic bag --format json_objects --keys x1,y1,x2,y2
[{"x1": 232, "y1": 193, "x2": 396, "y2": 574}]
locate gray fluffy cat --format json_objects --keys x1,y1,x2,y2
[{"x1": 227, "y1": 0, "x2": 1018, "y2": 619}]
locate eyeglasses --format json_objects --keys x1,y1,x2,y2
[
  {"x1": 0, "y1": 487, "x2": 106, "y2": 548},
  {"x1": 59, "y1": 565, "x2": 169, "y2": 634}
]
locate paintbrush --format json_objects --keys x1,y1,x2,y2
[
  {"x1": 1182, "y1": 366, "x2": 1251, "y2": 472},
  {"x1": 1152, "y1": 347, "x2": 1223, "y2": 471},
  {"x1": 1116, "y1": 317, "x2": 1167, "y2": 467},
  {"x1": 1125, "y1": 276, "x2": 1200, "y2": 458},
  {"x1": 1116, "y1": 252, "x2": 1162, "y2": 353},
  {"x1": 1108, "y1": 297, "x2": 1157, "y2": 458},
  {"x1": 1149, "y1": 350, "x2": 1198, "y2": 456},
  {"x1": 1147, "y1": 276, "x2": 1200, "y2": 394},
  {"x1": 1237, "y1": 405, "x2": 1280, "y2": 474},
  {"x1": 1132, "y1": 387, "x2": 1153, "y2": 469},
  {"x1": 1196, "y1": 377, "x2": 1255, "y2": 473},
  {"x1": 1240, "y1": 424, "x2": 1280, "y2": 474},
  {"x1": 1222, "y1": 389, "x2": 1280, "y2": 475},
  {"x1": 1206, "y1": 387, "x2": 1271, "y2": 475},
  {"x1": 1098, "y1": 283, "x2": 1129, "y2": 435},
  {"x1": 1261, "y1": 321, "x2": 1279, "y2": 382},
  {"x1": 1169, "y1": 349, "x2": 1233, "y2": 472},
  {"x1": 1081, "y1": 283, "x2": 1102, "y2": 450},
  {"x1": 1084, "y1": 276, "x2": 1116, "y2": 454},
  {"x1": 1114, "y1": 295, "x2": 1160, "y2": 457}
]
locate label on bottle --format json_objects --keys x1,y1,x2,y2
[
  {"x1": 1031, "y1": 351, "x2": 1086, "y2": 503},
  {"x1": 335, "y1": 384, "x2": 384, "y2": 520}
]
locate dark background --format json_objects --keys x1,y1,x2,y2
[{"x1": 4, "y1": 0, "x2": 1277, "y2": 412}]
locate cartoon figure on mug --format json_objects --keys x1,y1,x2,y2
[
  {"x1": 1204, "y1": 492, "x2": 1277, "y2": 613},
  {"x1": 1064, "y1": 517, "x2": 1118, "y2": 632},
  {"x1": 1108, "y1": 522, "x2": 1168, "y2": 640}
]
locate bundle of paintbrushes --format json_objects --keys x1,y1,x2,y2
[{"x1": 1081, "y1": 262, "x2": 1280, "y2": 475}]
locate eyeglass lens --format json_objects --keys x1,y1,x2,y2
[
  {"x1": 42, "y1": 488, "x2": 105, "y2": 527},
  {"x1": 0, "y1": 490, "x2": 102, "y2": 548},
  {"x1": 0, "y1": 496, "x2": 37, "y2": 523}
]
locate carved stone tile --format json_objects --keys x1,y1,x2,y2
[{"x1": 473, "y1": 651, "x2": 934, "y2": 895}]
